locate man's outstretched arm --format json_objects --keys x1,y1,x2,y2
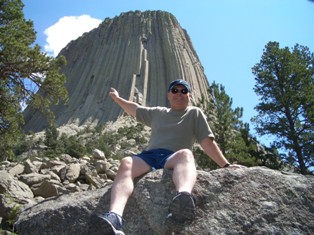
[{"x1": 109, "y1": 88, "x2": 140, "y2": 117}]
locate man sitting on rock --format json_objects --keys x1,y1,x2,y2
[{"x1": 92, "y1": 79, "x2": 244, "y2": 235}]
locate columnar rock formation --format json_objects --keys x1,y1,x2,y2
[{"x1": 23, "y1": 11, "x2": 210, "y2": 132}]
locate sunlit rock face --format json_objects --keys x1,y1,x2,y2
[{"x1": 23, "y1": 10, "x2": 210, "y2": 132}]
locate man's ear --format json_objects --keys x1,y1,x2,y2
[{"x1": 167, "y1": 92, "x2": 171, "y2": 101}]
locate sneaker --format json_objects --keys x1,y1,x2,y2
[
  {"x1": 89, "y1": 212, "x2": 125, "y2": 235},
  {"x1": 166, "y1": 191, "x2": 196, "y2": 223}
]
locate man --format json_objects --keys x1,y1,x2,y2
[{"x1": 92, "y1": 79, "x2": 244, "y2": 235}]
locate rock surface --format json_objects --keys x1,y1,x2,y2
[
  {"x1": 14, "y1": 167, "x2": 314, "y2": 235},
  {"x1": 23, "y1": 10, "x2": 211, "y2": 132},
  {"x1": 0, "y1": 149, "x2": 120, "y2": 224}
]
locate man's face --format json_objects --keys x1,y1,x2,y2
[{"x1": 167, "y1": 84, "x2": 190, "y2": 110}]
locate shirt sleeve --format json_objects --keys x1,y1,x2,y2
[
  {"x1": 136, "y1": 106, "x2": 159, "y2": 127},
  {"x1": 195, "y1": 107, "x2": 215, "y2": 143}
]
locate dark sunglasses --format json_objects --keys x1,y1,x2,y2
[{"x1": 171, "y1": 88, "x2": 189, "y2": 95}]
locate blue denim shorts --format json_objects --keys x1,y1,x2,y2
[{"x1": 135, "y1": 148, "x2": 174, "y2": 170}]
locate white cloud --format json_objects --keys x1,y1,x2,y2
[{"x1": 44, "y1": 15, "x2": 102, "y2": 56}]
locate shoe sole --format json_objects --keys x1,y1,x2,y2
[
  {"x1": 168, "y1": 192, "x2": 196, "y2": 223},
  {"x1": 89, "y1": 214, "x2": 124, "y2": 235}
]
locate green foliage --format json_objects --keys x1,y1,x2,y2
[
  {"x1": 62, "y1": 135, "x2": 87, "y2": 159},
  {"x1": 33, "y1": 123, "x2": 147, "y2": 160},
  {"x1": 13, "y1": 132, "x2": 35, "y2": 157},
  {"x1": 7, "y1": 200, "x2": 20, "y2": 228},
  {"x1": 117, "y1": 123, "x2": 146, "y2": 147},
  {"x1": 0, "y1": 0, "x2": 68, "y2": 160},
  {"x1": 252, "y1": 41, "x2": 314, "y2": 174},
  {"x1": 42, "y1": 125, "x2": 87, "y2": 158},
  {"x1": 2, "y1": 193, "x2": 21, "y2": 234},
  {"x1": 258, "y1": 145, "x2": 284, "y2": 170},
  {"x1": 204, "y1": 82, "x2": 244, "y2": 155},
  {"x1": 85, "y1": 126, "x2": 119, "y2": 158},
  {"x1": 86, "y1": 123, "x2": 147, "y2": 159},
  {"x1": 196, "y1": 82, "x2": 283, "y2": 170},
  {"x1": 44, "y1": 124, "x2": 59, "y2": 150}
]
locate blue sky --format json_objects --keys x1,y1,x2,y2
[{"x1": 22, "y1": 0, "x2": 314, "y2": 146}]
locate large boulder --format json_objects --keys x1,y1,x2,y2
[
  {"x1": 0, "y1": 171, "x2": 34, "y2": 219},
  {"x1": 0, "y1": 171, "x2": 34, "y2": 203},
  {"x1": 15, "y1": 167, "x2": 314, "y2": 235}
]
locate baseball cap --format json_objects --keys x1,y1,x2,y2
[{"x1": 168, "y1": 79, "x2": 191, "y2": 92}]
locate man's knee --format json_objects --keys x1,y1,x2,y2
[
  {"x1": 119, "y1": 156, "x2": 133, "y2": 171},
  {"x1": 173, "y1": 149, "x2": 195, "y2": 164},
  {"x1": 177, "y1": 149, "x2": 194, "y2": 159},
  {"x1": 165, "y1": 149, "x2": 195, "y2": 169}
]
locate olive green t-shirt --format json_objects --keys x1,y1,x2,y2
[{"x1": 136, "y1": 106, "x2": 215, "y2": 152}]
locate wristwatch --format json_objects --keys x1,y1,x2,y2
[{"x1": 223, "y1": 163, "x2": 230, "y2": 168}]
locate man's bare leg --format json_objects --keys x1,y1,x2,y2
[
  {"x1": 164, "y1": 149, "x2": 196, "y2": 193},
  {"x1": 164, "y1": 149, "x2": 197, "y2": 223},
  {"x1": 90, "y1": 156, "x2": 150, "y2": 235},
  {"x1": 109, "y1": 156, "x2": 151, "y2": 216}
]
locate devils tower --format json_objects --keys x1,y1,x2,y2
[{"x1": 23, "y1": 10, "x2": 211, "y2": 132}]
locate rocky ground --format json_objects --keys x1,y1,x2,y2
[
  {"x1": 1, "y1": 117, "x2": 313, "y2": 234},
  {"x1": 0, "y1": 148, "x2": 119, "y2": 232},
  {"x1": 0, "y1": 116, "x2": 148, "y2": 233},
  {"x1": 11, "y1": 167, "x2": 314, "y2": 235}
]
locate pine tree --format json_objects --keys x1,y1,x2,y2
[
  {"x1": 196, "y1": 82, "x2": 262, "y2": 168},
  {"x1": 0, "y1": 0, "x2": 68, "y2": 160},
  {"x1": 252, "y1": 41, "x2": 314, "y2": 174},
  {"x1": 203, "y1": 82, "x2": 243, "y2": 155}
]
